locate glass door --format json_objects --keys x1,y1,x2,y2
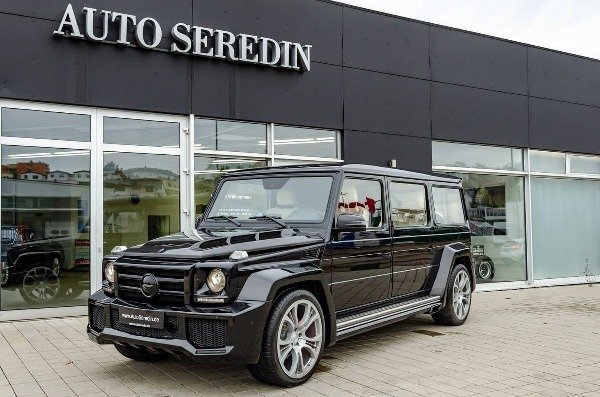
[
  {"x1": 1, "y1": 106, "x2": 94, "y2": 311},
  {"x1": 99, "y1": 112, "x2": 188, "y2": 257}
]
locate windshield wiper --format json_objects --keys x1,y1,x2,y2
[
  {"x1": 248, "y1": 215, "x2": 287, "y2": 228},
  {"x1": 206, "y1": 215, "x2": 242, "y2": 227}
]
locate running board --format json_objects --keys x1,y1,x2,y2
[{"x1": 336, "y1": 296, "x2": 442, "y2": 340}]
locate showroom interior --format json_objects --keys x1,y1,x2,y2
[{"x1": 0, "y1": 0, "x2": 599, "y2": 319}]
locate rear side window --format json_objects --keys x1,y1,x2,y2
[
  {"x1": 337, "y1": 178, "x2": 384, "y2": 228},
  {"x1": 432, "y1": 187, "x2": 465, "y2": 225},
  {"x1": 389, "y1": 182, "x2": 428, "y2": 227}
]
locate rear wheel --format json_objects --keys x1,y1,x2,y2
[
  {"x1": 476, "y1": 259, "x2": 494, "y2": 281},
  {"x1": 114, "y1": 344, "x2": 169, "y2": 362},
  {"x1": 432, "y1": 264, "x2": 472, "y2": 326},
  {"x1": 247, "y1": 289, "x2": 325, "y2": 387}
]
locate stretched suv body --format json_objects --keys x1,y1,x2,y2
[{"x1": 88, "y1": 164, "x2": 473, "y2": 387}]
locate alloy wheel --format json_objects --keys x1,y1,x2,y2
[
  {"x1": 453, "y1": 269, "x2": 471, "y2": 320},
  {"x1": 477, "y1": 261, "x2": 492, "y2": 280},
  {"x1": 22, "y1": 267, "x2": 60, "y2": 302},
  {"x1": 276, "y1": 299, "x2": 323, "y2": 379}
]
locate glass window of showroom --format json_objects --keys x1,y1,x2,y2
[
  {"x1": 0, "y1": 101, "x2": 341, "y2": 313},
  {"x1": 433, "y1": 141, "x2": 600, "y2": 284}
]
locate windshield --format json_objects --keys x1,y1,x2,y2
[{"x1": 207, "y1": 176, "x2": 334, "y2": 222}]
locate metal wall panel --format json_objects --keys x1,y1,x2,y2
[
  {"x1": 528, "y1": 47, "x2": 600, "y2": 107},
  {"x1": 0, "y1": 14, "x2": 79, "y2": 104},
  {"x1": 192, "y1": 0, "x2": 343, "y2": 65},
  {"x1": 431, "y1": 82, "x2": 528, "y2": 147},
  {"x1": 529, "y1": 98, "x2": 600, "y2": 155},
  {"x1": 343, "y1": 7, "x2": 430, "y2": 79},
  {"x1": 343, "y1": 130, "x2": 432, "y2": 172},
  {"x1": 192, "y1": 60, "x2": 343, "y2": 128},
  {"x1": 430, "y1": 27, "x2": 528, "y2": 94},
  {"x1": 0, "y1": 0, "x2": 193, "y2": 38},
  {"x1": 343, "y1": 68, "x2": 430, "y2": 137},
  {"x1": 83, "y1": 43, "x2": 192, "y2": 114}
]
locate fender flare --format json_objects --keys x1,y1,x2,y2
[
  {"x1": 237, "y1": 266, "x2": 337, "y2": 346},
  {"x1": 430, "y1": 242, "x2": 473, "y2": 297}
]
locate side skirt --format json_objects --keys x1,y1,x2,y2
[{"x1": 335, "y1": 296, "x2": 442, "y2": 340}]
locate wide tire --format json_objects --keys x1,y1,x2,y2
[
  {"x1": 432, "y1": 264, "x2": 472, "y2": 326},
  {"x1": 114, "y1": 344, "x2": 169, "y2": 362},
  {"x1": 247, "y1": 289, "x2": 325, "y2": 387}
]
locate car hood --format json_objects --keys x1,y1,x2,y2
[{"x1": 116, "y1": 228, "x2": 324, "y2": 267}]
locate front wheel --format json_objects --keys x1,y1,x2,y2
[
  {"x1": 247, "y1": 289, "x2": 325, "y2": 387},
  {"x1": 432, "y1": 264, "x2": 472, "y2": 326},
  {"x1": 114, "y1": 344, "x2": 169, "y2": 362}
]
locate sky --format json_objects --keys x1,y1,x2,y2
[{"x1": 338, "y1": 0, "x2": 600, "y2": 60}]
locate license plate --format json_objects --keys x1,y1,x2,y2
[{"x1": 118, "y1": 307, "x2": 164, "y2": 329}]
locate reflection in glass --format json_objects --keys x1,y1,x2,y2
[
  {"x1": 531, "y1": 178, "x2": 600, "y2": 279},
  {"x1": 1, "y1": 146, "x2": 90, "y2": 310},
  {"x1": 390, "y1": 183, "x2": 427, "y2": 227},
  {"x1": 450, "y1": 173, "x2": 526, "y2": 283},
  {"x1": 194, "y1": 156, "x2": 267, "y2": 218},
  {"x1": 432, "y1": 188, "x2": 465, "y2": 225},
  {"x1": 338, "y1": 178, "x2": 383, "y2": 228},
  {"x1": 103, "y1": 153, "x2": 180, "y2": 255},
  {"x1": 570, "y1": 155, "x2": 600, "y2": 175},
  {"x1": 194, "y1": 118, "x2": 267, "y2": 153},
  {"x1": 208, "y1": 177, "x2": 333, "y2": 222},
  {"x1": 104, "y1": 117, "x2": 179, "y2": 147},
  {"x1": 1, "y1": 108, "x2": 90, "y2": 142},
  {"x1": 433, "y1": 141, "x2": 523, "y2": 171},
  {"x1": 273, "y1": 126, "x2": 338, "y2": 158},
  {"x1": 530, "y1": 151, "x2": 566, "y2": 174}
]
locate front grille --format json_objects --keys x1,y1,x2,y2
[
  {"x1": 115, "y1": 261, "x2": 191, "y2": 306},
  {"x1": 187, "y1": 318, "x2": 228, "y2": 349},
  {"x1": 110, "y1": 308, "x2": 179, "y2": 339},
  {"x1": 90, "y1": 305, "x2": 106, "y2": 331}
]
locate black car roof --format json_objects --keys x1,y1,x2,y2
[{"x1": 224, "y1": 163, "x2": 461, "y2": 184}]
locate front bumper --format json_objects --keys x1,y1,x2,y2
[{"x1": 87, "y1": 290, "x2": 270, "y2": 364}]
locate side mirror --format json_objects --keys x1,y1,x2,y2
[{"x1": 335, "y1": 213, "x2": 367, "y2": 232}]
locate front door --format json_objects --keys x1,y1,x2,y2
[
  {"x1": 388, "y1": 181, "x2": 435, "y2": 298},
  {"x1": 330, "y1": 176, "x2": 392, "y2": 312}
]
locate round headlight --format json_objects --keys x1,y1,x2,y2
[
  {"x1": 206, "y1": 268, "x2": 226, "y2": 293},
  {"x1": 104, "y1": 262, "x2": 116, "y2": 283}
]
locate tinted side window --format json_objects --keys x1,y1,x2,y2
[
  {"x1": 390, "y1": 182, "x2": 428, "y2": 227},
  {"x1": 432, "y1": 187, "x2": 465, "y2": 225},
  {"x1": 337, "y1": 178, "x2": 384, "y2": 228}
]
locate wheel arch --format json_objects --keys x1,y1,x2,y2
[
  {"x1": 237, "y1": 266, "x2": 337, "y2": 347},
  {"x1": 430, "y1": 242, "x2": 475, "y2": 298}
]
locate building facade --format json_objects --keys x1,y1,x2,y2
[{"x1": 0, "y1": 0, "x2": 598, "y2": 319}]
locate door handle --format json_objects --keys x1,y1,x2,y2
[
  {"x1": 427, "y1": 245, "x2": 435, "y2": 253},
  {"x1": 381, "y1": 252, "x2": 392, "y2": 259}
]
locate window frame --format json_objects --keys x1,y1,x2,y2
[
  {"x1": 337, "y1": 175, "x2": 387, "y2": 231},
  {"x1": 388, "y1": 179, "x2": 431, "y2": 230},
  {"x1": 430, "y1": 185, "x2": 467, "y2": 227}
]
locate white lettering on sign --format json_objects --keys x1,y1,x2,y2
[{"x1": 53, "y1": 3, "x2": 312, "y2": 72}]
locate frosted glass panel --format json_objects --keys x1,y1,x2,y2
[
  {"x1": 570, "y1": 155, "x2": 600, "y2": 175},
  {"x1": 530, "y1": 151, "x2": 565, "y2": 174},
  {"x1": 531, "y1": 178, "x2": 600, "y2": 279},
  {"x1": 433, "y1": 141, "x2": 523, "y2": 171}
]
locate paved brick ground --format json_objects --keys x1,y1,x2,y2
[{"x1": 1, "y1": 284, "x2": 599, "y2": 397}]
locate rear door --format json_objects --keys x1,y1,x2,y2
[
  {"x1": 388, "y1": 180, "x2": 435, "y2": 298},
  {"x1": 330, "y1": 175, "x2": 392, "y2": 312}
]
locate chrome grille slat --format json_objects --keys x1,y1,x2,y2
[{"x1": 115, "y1": 259, "x2": 192, "y2": 306}]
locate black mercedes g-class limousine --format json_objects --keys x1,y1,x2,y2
[{"x1": 88, "y1": 164, "x2": 473, "y2": 387}]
